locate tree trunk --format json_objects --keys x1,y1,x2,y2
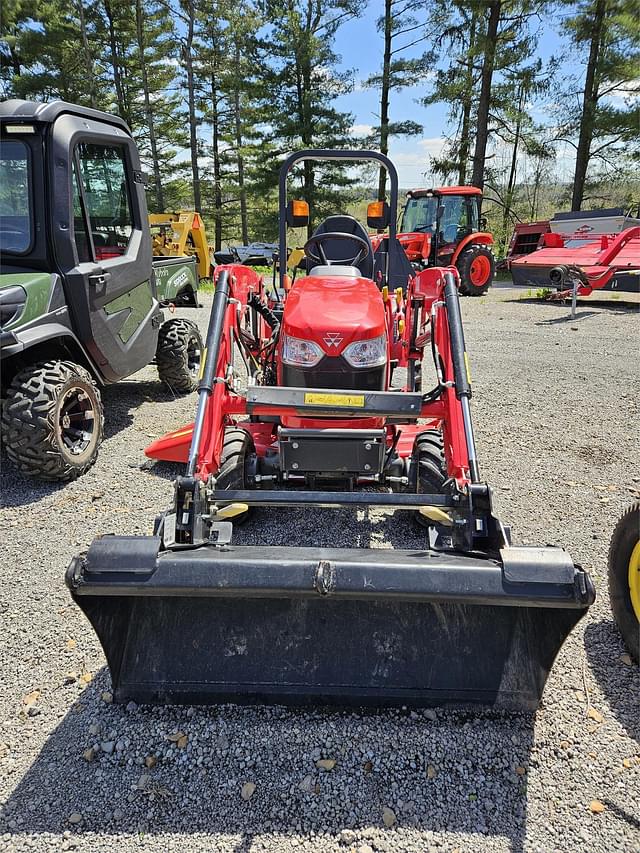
[
  {"x1": 471, "y1": 1, "x2": 501, "y2": 189},
  {"x1": 377, "y1": 0, "x2": 392, "y2": 200},
  {"x1": 571, "y1": 0, "x2": 606, "y2": 211},
  {"x1": 502, "y1": 81, "x2": 525, "y2": 249},
  {"x1": 183, "y1": 0, "x2": 201, "y2": 212},
  {"x1": 77, "y1": 0, "x2": 97, "y2": 108},
  {"x1": 233, "y1": 61, "x2": 249, "y2": 244},
  {"x1": 135, "y1": 0, "x2": 164, "y2": 211},
  {"x1": 210, "y1": 72, "x2": 222, "y2": 252},
  {"x1": 457, "y1": 11, "x2": 477, "y2": 185},
  {"x1": 103, "y1": 0, "x2": 127, "y2": 121}
]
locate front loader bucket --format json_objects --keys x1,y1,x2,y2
[{"x1": 66, "y1": 537, "x2": 594, "y2": 711}]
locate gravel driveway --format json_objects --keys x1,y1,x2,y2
[{"x1": 1, "y1": 288, "x2": 639, "y2": 853}]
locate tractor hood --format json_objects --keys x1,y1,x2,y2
[{"x1": 281, "y1": 274, "x2": 386, "y2": 356}]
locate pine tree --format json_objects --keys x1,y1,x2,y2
[
  {"x1": 364, "y1": 0, "x2": 428, "y2": 198},
  {"x1": 560, "y1": 0, "x2": 640, "y2": 210}
]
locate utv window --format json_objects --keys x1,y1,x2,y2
[
  {"x1": 0, "y1": 139, "x2": 32, "y2": 254},
  {"x1": 75, "y1": 142, "x2": 133, "y2": 260}
]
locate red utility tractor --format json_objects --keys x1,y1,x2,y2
[
  {"x1": 387, "y1": 186, "x2": 495, "y2": 296},
  {"x1": 66, "y1": 150, "x2": 593, "y2": 711}
]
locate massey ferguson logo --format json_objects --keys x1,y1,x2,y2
[{"x1": 323, "y1": 332, "x2": 343, "y2": 348}]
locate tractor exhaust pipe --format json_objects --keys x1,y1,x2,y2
[
  {"x1": 187, "y1": 270, "x2": 231, "y2": 476},
  {"x1": 443, "y1": 272, "x2": 480, "y2": 482}
]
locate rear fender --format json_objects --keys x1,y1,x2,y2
[
  {"x1": 450, "y1": 232, "x2": 494, "y2": 266},
  {"x1": 1, "y1": 321, "x2": 102, "y2": 385}
]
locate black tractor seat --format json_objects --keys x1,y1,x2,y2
[{"x1": 306, "y1": 215, "x2": 374, "y2": 279}]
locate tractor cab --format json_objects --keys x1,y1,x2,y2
[{"x1": 397, "y1": 186, "x2": 495, "y2": 296}]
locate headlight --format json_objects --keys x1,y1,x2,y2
[
  {"x1": 281, "y1": 334, "x2": 324, "y2": 367},
  {"x1": 0, "y1": 285, "x2": 27, "y2": 329},
  {"x1": 342, "y1": 334, "x2": 387, "y2": 368}
]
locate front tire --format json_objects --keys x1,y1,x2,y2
[
  {"x1": 156, "y1": 318, "x2": 203, "y2": 394},
  {"x1": 608, "y1": 502, "x2": 640, "y2": 662},
  {"x1": 2, "y1": 360, "x2": 103, "y2": 481},
  {"x1": 457, "y1": 245, "x2": 495, "y2": 296},
  {"x1": 215, "y1": 427, "x2": 256, "y2": 525},
  {"x1": 412, "y1": 429, "x2": 447, "y2": 528}
]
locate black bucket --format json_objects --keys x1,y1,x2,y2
[{"x1": 66, "y1": 536, "x2": 594, "y2": 711}]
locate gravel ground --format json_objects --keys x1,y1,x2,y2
[{"x1": 1, "y1": 287, "x2": 639, "y2": 853}]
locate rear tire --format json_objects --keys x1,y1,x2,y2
[
  {"x1": 156, "y1": 318, "x2": 203, "y2": 394},
  {"x1": 413, "y1": 429, "x2": 447, "y2": 529},
  {"x1": 2, "y1": 360, "x2": 103, "y2": 481},
  {"x1": 215, "y1": 427, "x2": 255, "y2": 525},
  {"x1": 608, "y1": 502, "x2": 640, "y2": 662},
  {"x1": 457, "y1": 245, "x2": 495, "y2": 296}
]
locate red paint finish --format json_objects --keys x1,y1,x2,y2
[
  {"x1": 279, "y1": 275, "x2": 386, "y2": 356},
  {"x1": 511, "y1": 225, "x2": 640, "y2": 291},
  {"x1": 145, "y1": 258, "x2": 473, "y2": 488}
]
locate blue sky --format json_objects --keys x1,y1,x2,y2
[{"x1": 330, "y1": 3, "x2": 575, "y2": 186}]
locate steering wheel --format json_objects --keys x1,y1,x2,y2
[{"x1": 304, "y1": 232, "x2": 370, "y2": 267}]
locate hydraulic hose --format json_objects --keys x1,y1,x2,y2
[
  {"x1": 187, "y1": 270, "x2": 231, "y2": 477},
  {"x1": 249, "y1": 293, "x2": 280, "y2": 334}
]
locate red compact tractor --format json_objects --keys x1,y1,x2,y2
[
  {"x1": 66, "y1": 151, "x2": 593, "y2": 711},
  {"x1": 384, "y1": 186, "x2": 495, "y2": 296}
]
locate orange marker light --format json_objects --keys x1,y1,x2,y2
[
  {"x1": 291, "y1": 200, "x2": 309, "y2": 218},
  {"x1": 367, "y1": 201, "x2": 385, "y2": 219}
]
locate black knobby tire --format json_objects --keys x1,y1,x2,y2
[
  {"x1": 413, "y1": 429, "x2": 447, "y2": 528},
  {"x1": 215, "y1": 427, "x2": 255, "y2": 525},
  {"x1": 608, "y1": 502, "x2": 640, "y2": 662},
  {"x1": 2, "y1": 360, "x2": 104, "y2": 481},
  {"x1": 156, "y1": 318, "x2": 203, "y2": 394},
  {"x1": 456, "y1": 245, "x2": 495, "y2": 296}
]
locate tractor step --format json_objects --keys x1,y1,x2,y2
[{"x1": 66, "y1": 537, "x2": 594, "y2": 711}]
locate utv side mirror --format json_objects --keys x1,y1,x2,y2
[
  {"x1": 286, "y1": 199, "x2": 309, "y2": 228},
  {"x1": 480, "y1": 215, "x2": 488, "y2": 229},
  {"x1": 367, "y1": 201, "x2": 390, "y2": 229}
]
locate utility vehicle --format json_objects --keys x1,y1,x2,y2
[{"x1": 0, "y1": 100, "x2": 203, "y2": 481}]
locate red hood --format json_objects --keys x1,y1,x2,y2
[{"x1": 281, "y1": 274, "x2": 386, "y2": 355}]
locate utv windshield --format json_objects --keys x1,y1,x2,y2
[
  {"x1": 0, "y1": 139, "x2": 32, "y2": 254},
  {"x1": 401, "y1": 196, "x2": 439, "y2": 233}
]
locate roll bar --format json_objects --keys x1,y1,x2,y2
[{"x1": 277, "y1": 149, "x2": 400, "y2": 289}]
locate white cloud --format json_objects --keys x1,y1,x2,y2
[
  {"x1": 351, "y1": 123, "x2": 374, "y2": 136},
  {"x1": 602, "y1": 79, "x2": 640, "y2": 105}
]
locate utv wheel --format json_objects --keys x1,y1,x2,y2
[
  {"x1": 156, "y1": 318, "x2": 203, "y2": 394},
  {"x1": 215, "y1": 427, "x2": 256, "y2": 525},
  {"x1": 457, "y1": 245, "x2": 495, "y2": 296},
  {"x1": 2, "y1": 360, "x2": 103, "y2": 481},
  {"x1": 608, "y1": 502, "x2": 640, "y2": 662},
  {"x1": 413, "y1": 429, "x2": 447, "y2": 529}
]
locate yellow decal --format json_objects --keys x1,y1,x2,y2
[
  {"x1": 199, "y1": 348, "x2": 207, "y2": 380},
  {"x1": 304, "y1": 392, "x2": 365, "y2": 407},
  {"x1": 464, "y1": 352, "x2": 472, "y2": 386}
]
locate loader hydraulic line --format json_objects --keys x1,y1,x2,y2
[
  {"x1": 187, "y1": 270, "x2": 231, "y2": 477},
  {"x1": 443, "y1": 271, "x2": 480, "y2": 483}
]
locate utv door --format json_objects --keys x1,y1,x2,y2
[{"x1": 51, "y1": 113, "x2": 160, "y2": 383}]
